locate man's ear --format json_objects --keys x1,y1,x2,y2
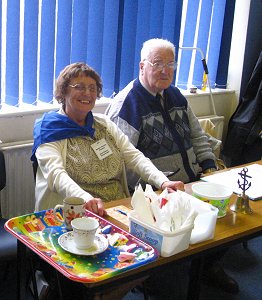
[{"x1": 139, "y1": 61, "x2": 145, "y2": 74}]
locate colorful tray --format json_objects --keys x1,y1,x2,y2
[{"x1": 5, "y1": 209, "x2": 158, "y2": 283}]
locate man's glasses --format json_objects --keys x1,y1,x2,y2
[
  {"x1": 145, "y1": 60, "x2": 177, "y2": 71},
  {"x1": 69, "y1": 83, "x2": 97, "y2": 93}
]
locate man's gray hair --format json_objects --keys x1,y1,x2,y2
[{"x1": 140, "y1": 38, "x2": 175, "y2": 61}]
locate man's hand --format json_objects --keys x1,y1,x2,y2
[{"x1": 203, "y1": 168, "x2": 217, "y2": 174}]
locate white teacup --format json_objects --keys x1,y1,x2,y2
[
  {"x1": 53, "y1": 197, "x2": 85, "y2": 230},
  {"x1": 71, "y1": 217, "x2": 99, "y2": 249}
]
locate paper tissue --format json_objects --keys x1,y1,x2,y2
[{"x1": 129, "y1": 185, "x2": 196, "y2": 257}]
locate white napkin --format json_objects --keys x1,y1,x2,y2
[
  {"x1": 131, "y1": 185, "x2": 197, "y2": 232},
  {"x1": 131, "y1": 184, "x2": 155, "y2": 225},
  {"x1": 144, "y1": 184, "x2": 159, "y2": 202},
  {"x1": 166, "y1": 191, "x2": 197, "y2": 230}
]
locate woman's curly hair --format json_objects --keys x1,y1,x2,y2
[{"x1": 54, "y1": 62, "x2": 103, "y2": 107}]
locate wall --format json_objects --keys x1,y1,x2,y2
[
  {"x1": 0, "y1": 91, "x2": 237, "y2": 146},
  {"x1": 227, "y1": 0, "x2": 251, "y2": 100}
]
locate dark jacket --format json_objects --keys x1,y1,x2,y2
[{"x1": 222, "y1": 51, "x2": 262, "y2": 165}]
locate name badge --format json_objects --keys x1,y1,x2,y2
[{"x1": 91, "y1": 138, "x2": 113, "y2": 160}]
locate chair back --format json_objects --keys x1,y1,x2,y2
[
  {"x1": 0, "y1": 150, "x2": 6, "y2": 191},
  {"x1": 32, "y1": 160, "x2": 38, "y2": 181},
  {"x1": 0, "y1": 151, "x2": 17, "y2": 265}
]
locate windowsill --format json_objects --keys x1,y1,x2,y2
[
  {"x1": 0, "y1": 102, "x2": 60, "y2": 117},
  {"x1": 0, "y1": 89, "x2": 235, "y2": 117},
  {"x1": 180, "y1": 88, "x2": 235, "y2": 97}
]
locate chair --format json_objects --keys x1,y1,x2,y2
[
  {"x1": 32, "y1": 159, "x2": 63, "y2": 298},
  {"x1": 32, "y1": 160, "x2": 38, "y2": 182},
  {"x1": 0, "y1": 150, "x2": 17, "y2": 280},
  {"x1": 0, "y1": 150, "x2": 39, "y2": 299},
  {"x1": 198, "y1": 117, "x2": 226, "y2": 171}
]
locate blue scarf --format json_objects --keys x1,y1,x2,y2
[{"x1": 31, "y1": 110, "x2": 95, "y2": 161}]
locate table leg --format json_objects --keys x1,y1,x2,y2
[
  {"x1": 17, "y1": 240, "x2": 27, "y2": 300},
  {"x1": 29, "y1": 252, "x2": 39, "y2": 300},
  {"x1": 187, "y1": 257, "x2": 204, "y2": 300},
  {"x1": 55, "y1": 270, "x2": 64, "y2": 300},
  {"x1": 84, "y1": 276, "x2": 149, "y2": 300}
]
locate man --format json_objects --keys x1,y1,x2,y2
[
  {"x1": 106, "y1": 38, "x2": 216, "y2": 191},
  {"x1": 106, "y1": 38, "x2": 239, "y2": 295}
]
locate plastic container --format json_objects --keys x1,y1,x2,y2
[
  {"x1": 187, "y1": 193, "x2": 218, "y2": 244},
  {"x1": 129, "y1": 192, "x2": 219, "y2": 253},
  {"x1": 129, "y1": 210, "x2": 194, "y2": 257},
  {"x1": 192, "y1": 182, "x2": 233, "y2": 218}
]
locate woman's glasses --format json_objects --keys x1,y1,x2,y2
[{"x1": 69, "y1": 83, "x2": 97, "y2": 93}]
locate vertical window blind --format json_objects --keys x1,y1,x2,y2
[
  {"x1": 0, "y1": 0, "x2": 234, "y2": 111},
  {"x1": 176, "y1": 0, "x2": 235, "y2": 89}
]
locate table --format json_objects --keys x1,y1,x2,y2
[
  {"x1": 103, "y1": 161, "x2": 262, "y2": 299},
  {"x1": 104, "y1": 188, "x2": 262, "y2": 299},
  {"x1": 6, "y1": 161, "x2": 262, "y2": 300}
]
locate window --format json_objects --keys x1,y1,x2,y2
[
  {"x1": 176, "y1": 0, "x2": 235, "y2": 90},
  {"x1": 0, "y1": 0, "x2": 234, "y2": 112}
]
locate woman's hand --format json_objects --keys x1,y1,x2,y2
[
  {"x1": 161, "y1": 181, "x2": 185, "y2": 193},
  {"x1": 84, "y1": 198, "x2": 107, "y2": 217}
]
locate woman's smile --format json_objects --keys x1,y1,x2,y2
[{"x1": 78, "y1": 99, "x2": 92, "y2": 104}]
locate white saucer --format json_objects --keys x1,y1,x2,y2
[{"x1": 58, "y1": 232, "x2": 108, "y2": 256}]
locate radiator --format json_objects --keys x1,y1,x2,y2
[
  {"x1": 0, "y1": 141, "x2": 35, "y2": 218},
  {"x1": 198, "y1": 115, "x2": 225, "y2": 158}
]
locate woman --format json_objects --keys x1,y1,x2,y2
[{"x1": 32, "y1": 62, "x2": 184, "y2": 216}]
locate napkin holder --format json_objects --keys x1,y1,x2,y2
[
  {"x1": 129, "y1": 211, "x2": 194, "y2": 257},
  {"x1": 129, "y1": 191, "x2": 218, "y2": 256}
]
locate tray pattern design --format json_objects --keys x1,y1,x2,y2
[{"x1": 5, "y1": 209, "x2": 158, "y2": 283}]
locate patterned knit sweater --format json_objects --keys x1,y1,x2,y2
[{"x1": 106, "y1": 78, "x2": 216, "y2": 187}]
